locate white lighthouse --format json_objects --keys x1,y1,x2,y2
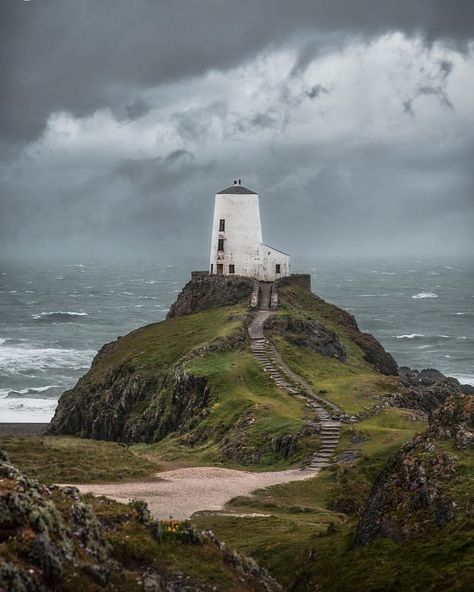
[{"x1": 209, "y1": 180, "x2": 290, "y2": 281}]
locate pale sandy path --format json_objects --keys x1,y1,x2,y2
[{"x1": 69, "y1": 466, "x2": 319, "y2": 520}]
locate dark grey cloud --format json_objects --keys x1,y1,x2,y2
[
  {"x1": 1, "y1": 0, "x2": 474, "y2": 143},
  {"x1": 0, "y1": 1, "x2": 473, "y2": 262}
]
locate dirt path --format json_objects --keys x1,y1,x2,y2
[{"x1": 69, "y1": 466, "x2": 318, "y2": 520}]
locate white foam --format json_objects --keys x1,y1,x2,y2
[
  {"x1": 32, "y1": 311, "x2": 89, "y2": 321},
  {"x1": 0, "y1": 397, "x2": 57, "y2": 422},
  {"x1": 412, "y1": 292, "x2": 438, "y2": 299},
  {"x1": 7, "y1": 385, "x2": 59, "y2": 396},
  {"x1": 452, "y1": 375, "x2": 474, "y2": 386},
  {"x1": 0, "y1": 344, "x2": 95, "y2": 375},
  {"x1": 396, "y1": 334, "x2": 424, "y2": 339}
]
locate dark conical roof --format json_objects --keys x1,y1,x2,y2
[{"x1": 217, "y1": 184, "x2": 257, "y2": 195}]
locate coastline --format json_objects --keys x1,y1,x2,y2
[{"x1": 0, "y1": 423, "x2": 48, "y2": 436}]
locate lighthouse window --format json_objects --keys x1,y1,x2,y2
[
  {"x1": 217, "y1": 238, "x2": 224, "y2": 251},
  {"x1": 219, "y1": 219, "x2": 225, "y2": 232},
  {"x1": 276, "y1": 264, "x2": 281, "y2": 274},
  {"x1": 229, "y1": 264, "x2": 235, "y2": 274}
]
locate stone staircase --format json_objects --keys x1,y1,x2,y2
[{"x1": 248, "y1": 282, "x2": 342, "y2": 471}]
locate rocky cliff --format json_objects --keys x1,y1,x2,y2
[
  {"x1": 355, "y1": 392, "x2": 473, "y2": 547},
  {"x1": 167, "y1": 272, "x2": 256, "y2": 318},
  {"x1": 0, "y1": 450, "x2": 282, "y2": 592}
]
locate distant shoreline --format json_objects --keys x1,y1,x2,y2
[{"x1": 0, "y1": 423, "x2": 48, "y2": 436}]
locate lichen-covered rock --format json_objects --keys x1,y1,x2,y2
[
  {"x1": 387, "y1": 377, "x2": 466, "y2": 415},
  {"x1": 428, "y1": 394, "x2": 474, "y2": 449},
  {"x1": 0, "y1": 452, "x2": 283, "y2": 592},
  {"x1": 167, "y1": 272, "x2": 257, "y2": 318},
  {"x1": 48, "y1": 360, "x2": 213, "y2": 444},
  {"x1": 354, "y1": 436, "x2": 458, "y2": 547},
  {"x1": 355, "y1": 393, "x2": 473, "y2": 548},
  {"x1": 265, "y1": 316, "x2": 347, "y2": 361}
]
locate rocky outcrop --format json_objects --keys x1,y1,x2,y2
[
  {"x1": 0, "y1": 451, "x2": 283, "y2": 592},
  {"x1": 277, "y1": 286, "x2": 398, "y2": 375},
  {"x1": 399, "y1": 366, "x2": 474, "y2": 394},
  {"x1": 386, "y1": 376, "x2": 466, "y2": 416},
  {"x1": 350, "y1": 330, "x2": 398, "y2": 375},
  {"x1": 265, "y1": 316, "x2": 347, "y2": 362},
  {"x1": 48, "y1": 363, "x2": 212, "y2": 443},
  {"x1": 167, "y1": 272, "x2": 257, "y2": 318},
  {"x1": 354, "y1": 436, "x2": 458, "y2": 547},
  {"x1": 428, "y1": 394, "x2": 474, "y2": 449},
  {"x1": 354, "y1": 393, "x2": 473, "y2": 547}
]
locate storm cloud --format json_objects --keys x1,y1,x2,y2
[{"x1": 0, "y1": 1, "x2": 473, "y2": 261}]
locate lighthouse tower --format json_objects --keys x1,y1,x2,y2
[{"x1": 209, "y1": 180, "x2": 290, "y2": 281}]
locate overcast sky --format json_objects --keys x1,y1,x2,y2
[{"x1": 1, "y1": 0, "x2": 473, "y2": 262}]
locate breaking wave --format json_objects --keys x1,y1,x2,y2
[
  {"x1": 396, "y1": 334, "x2": 424, "y2": 339},
  {"x1": 33, "y1": 311, "x2": 89, "y2": 322},
  {"x1": 412, "y1": 292, "x2": 438, "y2": 299},
  {"x1": 0, "y1": 343, "x2": 96, "y2": 375}
]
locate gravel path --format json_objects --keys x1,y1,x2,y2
[{"x1": 69, "y1": 466, "x2": 319, "y2": 520}]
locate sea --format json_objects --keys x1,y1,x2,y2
[{"x1": 0, "y1": 257, "x2": 473, "y2": 422}]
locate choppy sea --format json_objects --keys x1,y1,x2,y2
[{"x1": 0, "y1": 257, "x2": 472, "y2": 422}]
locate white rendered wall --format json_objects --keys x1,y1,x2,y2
[
  {"x1": 258, "y1": 244, "x2": 290, "y2": 281},
  {"x1": 209, "y1": 190, "x2": 290, "y2": 281},
  {"x1": 209, "y1": 192, "x2": 263, "y2": 278}
]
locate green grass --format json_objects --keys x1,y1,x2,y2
[
  {"x1": 134, "y1": 349, "x2": 312, "y2": 470},
  {"x1": 266, "y1": 285, "x2": 402, "y2": 416},
  {"x1": 81, "y1": 304, "x2": 248, "y2": 383},
  {"x1": 193, "y1": 405, "x2": 429, "y2": 589},
  {"x1": 0, "y1": 436, "x2": 161, "y2": 483}
]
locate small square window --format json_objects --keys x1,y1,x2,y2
[
  {"x1": 219, "y1": 219, "x2": 225, "y2": 232},
  {"x1": 276, "y1": 264, "x2": 281, "y2": 274},
  {"x1": 218, "y1": 238, "x2": 224, "y2": 251},
  {"x1": 229, "y1": 264, "x2": 235, "y2": 274}
]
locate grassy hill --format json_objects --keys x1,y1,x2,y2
[{"x1": 2, "y1": 274, "x2": 472, "y2": 591}]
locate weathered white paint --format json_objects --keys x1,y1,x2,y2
[{"x1": 209, "y1": 182, "x2": 290, "y2": 281}]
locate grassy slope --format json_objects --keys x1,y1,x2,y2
[
  {"x1": 0, "y1": 436, "x2": 161, "y2": 483},
  {"x1": 2, "y1": 302, "x2": 311, "y2": 480},
  {"x1": 141, "y1": 349, "x2": 312, "y2": 469},
  {"x1": 193, "y1": 430, "x2": 474, "y2": 591},
  {"x1": 193, "y1": 285, "x2": 474, "y2": 591},
  {"x1": 271, "y1": 284, "x2": 400, "y2": 415},
  {"x1": 193, "y1": 408, "x2": 428, "y2": 589}
]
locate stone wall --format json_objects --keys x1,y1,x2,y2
[{"x1": 276, "y1": 274, "x2": 311, "y2": 292}]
